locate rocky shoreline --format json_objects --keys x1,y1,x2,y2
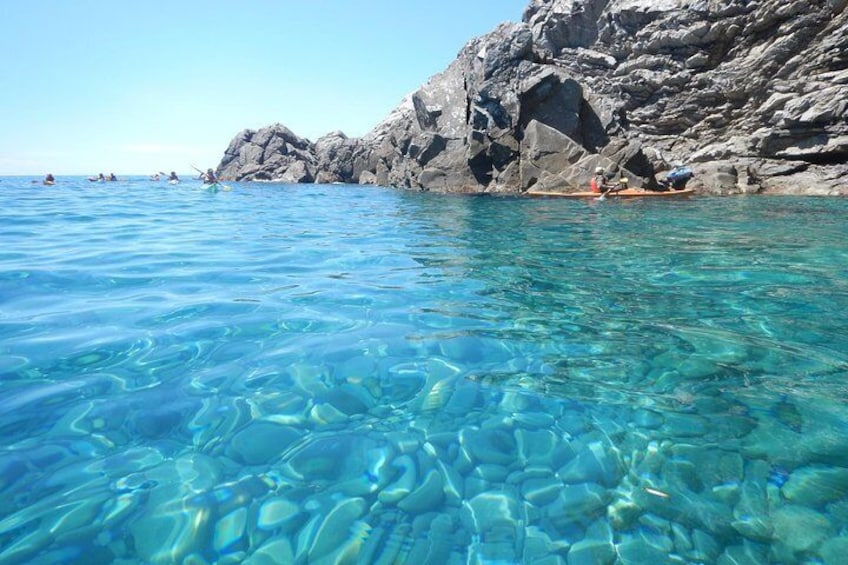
[{"x1": 216, "y1": 0, "x2": 847, "y2": 195}]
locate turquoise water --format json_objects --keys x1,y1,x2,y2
[{"x1": 2, "y1": 177, "x2": 848, "y2": 564}]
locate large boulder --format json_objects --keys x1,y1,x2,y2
[
  {"x1": 216, "y1": 0, "x2": 848, "y2": 195},
  {"x1": 218, "y1": 123, "x2": 316, "y2": 182}
]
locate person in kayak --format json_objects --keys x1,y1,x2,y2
[
  {"x1": 44, "y1": 174, "x2": 55, "y2": 185},
  {"x1": 108, "y1": 173, "x2": 117, "y2": 181},
  {"x1": 201, "y1": 168, "x2": 218, "y2": 184},
  {"x1": 168, "y1": 171, "x2": 180, "y2": 182},
  {"x1": 590, "y1": 167, "x2": 613, "y2": 193}
]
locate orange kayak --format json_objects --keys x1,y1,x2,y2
[{"x1": 527, "y1": 188, "x2": 695, "y2": 198}]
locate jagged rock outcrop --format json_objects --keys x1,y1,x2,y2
[
  {"x1": 217, "y1": 0, "x2": 848, "y2": 195},
  {"x1": 219, "y1": 124, "x2": 317, "y2": 183}
]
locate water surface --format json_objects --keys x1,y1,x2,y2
[{"x1": 1, "y1": 177, "x2": 847, "y2": 564}]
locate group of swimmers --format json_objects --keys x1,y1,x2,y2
[
  {"x1": 151, "y1": 169, "x2": 217, "y2": 183},
  {"x1": 150, "y1": 172, "x2": 182, "y2": 183},
  {"x1": 42, "y1": 169, "x2": 218, "y2": 185},
  {"x1": 88, "y1": 173, "x2": 118, "y2": 182}
]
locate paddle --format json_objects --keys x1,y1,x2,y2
[
  {"x1": 599, "y1": 177, "x2": 629, "y2": 200},
  {"x1": 598, "y1": 182, "x2": 618, "y2": 201}
]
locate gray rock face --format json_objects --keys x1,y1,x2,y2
[
  {"x1": 218, "y1": 124, "x2": 316, "y2": 182},
  {"x1": 217, "y1": 0, "x2": 848, "y2": 194}
]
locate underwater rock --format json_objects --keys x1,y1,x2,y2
[
  {"x1": 304, "y1": 497, "x2": 368, "y2": 562},
  {"x1": 632, "y1": 409, "x2": 664, "y2": 430},
  {"x1": 557, "y1": 440, "x2": 623, "y2": 487},
  {"x1": 546, "y1": 483, "x2": 610, "y2": 530},
  {"x1": 819, "y1": 536, "x2": 848, "y2": 565},
  {"x1": 130, "y1": 501, "x2": 208, "y2": 563},
  {"x1": 615, "y1": 528, "x2": 675, "y2": 564},
  {"x1": 283, "y1": 433, "x2": 379, "y2": 483},
  {"x1": 567, "y1": 536, "x2": 616, "y2": 565},
  {"x1": 660, "y1": 412, "x2": 709, "y2": 438},
  {"x1": 741, "y1": 423, "x2": 807, "y2": 467},
  {"x1": 244, "y1": 537, "x2": 295, "y2": 564},
  {"x1": 0, "y1": 526, "x2": 54, "y2": 565},
  {"x1": 671, "y1": 523, "x2": 693, "y2": 556},
  {"x1": 435, "y1": 459, "x2": 464, "y2": 507},
  {"x1": 607, "y1": 495, "x2": 643, "y2": 531},
  {"x1": 462, "y1": 491, "x2": 524, "y2": 533},
  {"x1": 471, "y1": 463, "x2": 510, "y2": 483},
  {"x1": 320, "y1": 384, "x2": 375, "y2": 416},
  {"x1": 257, "y1": 497, "x2": 303, "y2": 532},
  {"x1": 515, "y1": 428, "x2": 560, "y2": 466},
  {"x1": 378, "y1": 454, "x2": 417, "y2": 504},
  {"x1": 397, "y1": 469, "x2": 445, "y2": 514},
  {"x1": 690, "y1": 529, "x2": 723, "y2": 563},
  {"x1": 670, "y1": 445, "x2": 744, "y2": 491},
  {"x1": 771, "y1": 504, "x2": 833, "y2": 555},
  {"x1": 634, "y1": 482, "x2": 735, "y2": 538},
  {"x1": 227, "y1": 422, "x2": 302, "y2": 466},
  {"x1": 781, "y1": 464, "x2": 848, "y2": 507},
  {"x1": 730, "y1": 517, "x2": 773, "y2": 545},
  {"x1": 213, "y1": 507, "x2": 248, "y2": 554},
  {"x1": 522, "y1": 525, "x2": 571, "y2": 562},
  {"x1": 716, "y1": 542, "x2": 769, "y2": 565},
  {"x1": 566, "y1": 520, "x2": 615, "y2": 564},
  {"x1": 308, "y1": 401, "x2": 349, "y2": 424},
  {"x1": 508, "y1": 465, "x2": 556, "y2": 485},
  {"x1": 522, "y1": 477, "x2": 565, "y2": 507},
  {"x1": 401, "y1": 513, "x2": 457, "y2": 563},
  {"x1": 461, "y1": 427, "x2": 519, "y2": 467}
]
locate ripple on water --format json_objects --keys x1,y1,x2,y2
[{"x1": 2, "y1": 183, "x2": 848, "y2": 563}]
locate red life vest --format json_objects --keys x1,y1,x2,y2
[{"x1": 590, "y1": 176, "x2": 601, "y2": 193}]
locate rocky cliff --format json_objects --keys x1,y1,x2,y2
[{"x1": 217, "y1": 0, "x2": 848, "y2": 195}]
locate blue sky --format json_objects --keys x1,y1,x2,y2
[{"x1": 1, "y1": 1, "x2": 525, "y2": 176}]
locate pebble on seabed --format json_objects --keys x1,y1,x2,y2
[{"x1": 6, "y1": 366, "x2": 848, "y2": 565}]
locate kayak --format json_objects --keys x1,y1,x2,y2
[
  {"x1": 168, "y1": 179, "x2": 180, "y2": 185},
  {"x1": 203, "y1": 183, "x2": 231, "y2": 192},
  {"x1": 527, "y1": 188, "x2": 695, "y2": 199}
]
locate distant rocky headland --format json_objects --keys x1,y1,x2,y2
[{"x1": 217, "y1": 0, "x2": 847, "y2": 195}]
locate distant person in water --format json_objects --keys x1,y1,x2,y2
[
  {"x1": 168, "y1": 172, "x2": 179, "y2": 182},
  {"x1": 151, "y1": 173, "x2": 160, "y2": 181},
  {"x1": 44, "y1": 173, "x2": 55, "y2": 185},
  {"x1": 108, "y1": 173, "x2": 117, "y2": 181}
]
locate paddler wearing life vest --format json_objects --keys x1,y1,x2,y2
[{"x1": 590, "y1": 167, "x2": 612, "y2": 194}]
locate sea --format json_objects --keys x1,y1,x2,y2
[{"x1": 1, "y1": 176, "x2": 847, "y2": 564}]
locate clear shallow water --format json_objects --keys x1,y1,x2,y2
[{"x1": 1, "y1": 177, "x2": 848, "y2": 564}]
